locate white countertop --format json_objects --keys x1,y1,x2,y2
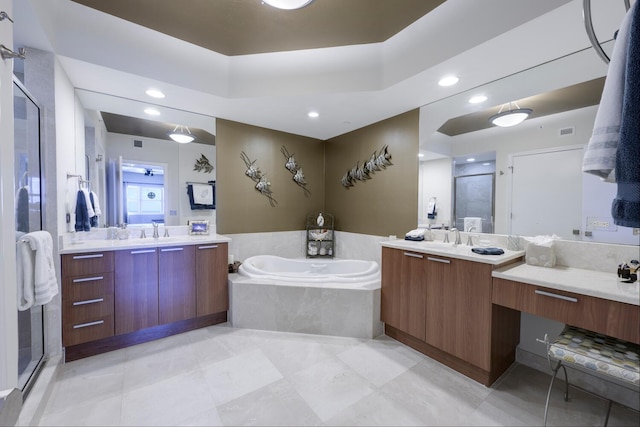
[
  {"x1": 59, "y1": 234, "x2": 231, "y2": 254},
  {"x1": 493, "y1": 263, "x2": 640, "y2": 306},
  {"x1": 380, "y1": 239, "x2": 524, "y2": 265}
]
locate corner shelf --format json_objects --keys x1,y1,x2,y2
[{"x1": 306, "y1": 213, "x2": 334, "y2": 258}]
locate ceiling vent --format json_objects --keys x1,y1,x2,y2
[
  {"x1": 133, "y1": 139, "x2": 143, "y2": 148},
  {"x1": 558, "y1": 126, "x2": 575, "y2": 137}
]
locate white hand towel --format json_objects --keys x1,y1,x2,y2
[
  {"x1": 19, "y1": 231, "x2": 59, "y2": 309},
  {"x1": 90, "y1": 190, "x2": 102, "y2": 216},
  {"x1": 582, "y1": 2, "x2": 635, "y2": 182},
  {"x1": 192, "y1": 184, "x2": 213, "y2": 205},
  {"x1": 81, "y1": 188, "x2": 95, "y2": 218}
]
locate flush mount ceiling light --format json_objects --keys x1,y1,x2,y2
[
  {"x1": 308, "y1": 111, "x2": 319, "y2": 118},
  {"x1": 145, "y1": 88, "x2": 165, "y2": 99},
  {"x1": 489, "y1": 102, "x2": 532, "y2": 127},
  {"x1": 262, "y1": 0, "x2": 313, "y2": 10},
  {"x1": 144, "y1": 107, "x2": 160, "y2": 116},
  {"x1": 469, "y1": 95, "x2": 487, "y2": 104},
  {"x1": 438, "y1": 75, "x2": 459, "y2": 87},
  {"x1": 168, "y1": 125, "x2": 195, "y2": 143}
]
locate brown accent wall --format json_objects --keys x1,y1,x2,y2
[
  {"x1": 216, "y1": 119, "x2": 325, "y2": 234},
  {"x1": 324, "y1": 110, "x2": 419, "y2": 237}
]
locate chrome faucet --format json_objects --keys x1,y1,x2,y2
[
  {"x1": 152, "y1": 221, "x2": 159, "y2": 239},
  {"x1": 466, "y1": 226, "x2": 476, "y2": 246},
  {"x1": 452, "y1": 228, "x2": 461, "y2": 245}
]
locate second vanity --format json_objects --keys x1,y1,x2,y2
[
  {"x1": 380, "y1": 238, "x2": 640, "y2": 387},
  {"x1": 380, "y1": 239, "x2": 524, "y2": 386},
  {"x1": 60, "y1": 232, "x2": 231, "y2": 361}
]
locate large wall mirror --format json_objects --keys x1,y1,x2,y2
[
  {"x1": 418, "y1": 39, "x2": 638, "y2": 246},
  {"x1": 75, "y1": 89, "x2": 217, "y2": 228}
]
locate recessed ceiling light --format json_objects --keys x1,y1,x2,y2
[
  {"x1": 145, "y1": 89, "x2": 165, "y2": 99},
  {"x1": 262, "y1": 0, "x2": 313, "y2": 10},
  {"x1": 438, "y1": 75, "x2": 459, "y2": 87},
  {"x1": 469, "y1": 95, "x2": 487, "y2": 104},
  {"x1": 466, "y1": 158, "x2": 476, "y2": 162},
  {"x1": 483, "y1": 162, "x2": 491, "y2": 166},
  {"x1": 418, "y1": 153, "x2": 425, "y2": 158},
  {"x1": 308, "y1": 111, "x2": 319, "y2": 118},
  {"x1": 144, "y1": 108, "x2": 160, "y2": 116}
]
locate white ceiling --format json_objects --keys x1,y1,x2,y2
[{"x1": 12, "y1": 0, "x2": 628, "y2": 142}]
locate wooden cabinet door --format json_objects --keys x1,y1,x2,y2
[
  {"x1": 381, "y1": 247, "x2": 427, "y2": 341},
  {"x1": 195, "y1": 242, "x2": 228, "y2": 317},
  {"x1": 114, "y1": 248, "x2": 159, "y2": 334},
  {"x1": 426, "y1": 256, "x2": 492, "y2": 370},
  {"x1": 159, "y1": 246, "x2": 196, "y2": 324}
]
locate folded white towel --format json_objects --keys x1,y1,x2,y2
[
  {"x1": 17, "y1": 231, "x2": 59, "y2": 311},
  {"x1": 464, "y1": 217, "x2": 482, "y2": 232},
  {"x1": 192, "y1": 183, "x2": 213, "y2": 205},
  {"x1": 582, "y1": 3, "x2": 635, "y2": 182}
]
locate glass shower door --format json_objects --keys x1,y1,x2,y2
[{"x1": 14, "y1": 76, "x2": 45, "y2": 396}]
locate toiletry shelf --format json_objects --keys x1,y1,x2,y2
[{"x1": 306, "y1": 212, "x2": 334, "y2": 258}]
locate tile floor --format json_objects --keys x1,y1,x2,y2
[{"x1": 37, "y1": 324, "x2": 639, "y2": 426}]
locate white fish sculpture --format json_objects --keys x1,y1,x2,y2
[
  {"x1": 241, "y1": 151, "x2": 262, "y2": 180},
  {"x1": 375, "y1": 145, "x2": 393, "y2": 169},
  {"x1": 293, "y1": 168, "x2": 306, "y2": 185},
  {"x1": 365, "y1": 151, "x2": 380, "y2": 174},
  {"x1": 341, "y1": 171, "x2": 354, "y2": 188},
  {"x1": 255, "y1": 175, "x2": 277, "y2": 207},
  {"x1": 281, "y1": 146, "x2": 298, "y2": 172},
  {"x1": 282, "y1": 145, "x2": 310, "y2": 196},
  {"x1": 241, "y1": 151, "x2": 277, "y2": 206}
]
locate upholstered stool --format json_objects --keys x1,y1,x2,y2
[{"x1": 540, "y1": 325, "x2": 639, "y2": 426}]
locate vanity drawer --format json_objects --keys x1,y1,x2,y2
[
  {"x1": 62, "y1": 252, "x2": 114, "y2": 277},
  {"x1": 63, "y1": 315, "x2": 115, "y2": 347},
  {"x1": 492, "y1": 278, "x2": 640, "y2": 344},
  {"x1": 63, "y1": 272, "x2": 114, "y2": 301}
]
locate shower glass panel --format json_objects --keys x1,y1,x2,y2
[
  {"x1": 14, "y1": 76, "x2": 46, "y2": 396},
  {"x1": 453, "y1": 173, "x2": 495, "y2": 234}
]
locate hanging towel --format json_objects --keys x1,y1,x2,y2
[
  {"x1": 75, "y1": 190, "x2": 91, "y2": 231},
  {"x1": 16, "y1": 231, "x2": 59, "y2": 311},
  {"x1": 90, "y1": 190, "x2": 102, "y2": 216},
  {"x1": 81, "y1": 188, "x2": 95, "y2": 218},
  {"x1": 612, "y1": 0, "x2": 640, "y2": 228},
  {"x1": 582, "y1": 2, "x2": 635, "y2": 181},
  {"x1": 187, "y1": 182, "x2": 215, "y2": 210},
  {"x1": 89, "y1": 192, "x2": 99, "y2": 228},
  {"x1": 15, "y1": 186, "x2": 29, "y2": 233},
  {"x1": 427, "y1": 198, "x2": 437, "y2": 220}
]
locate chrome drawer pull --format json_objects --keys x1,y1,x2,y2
[
  {"x1": 72, "y1": 276, "x2": 104, "y2": 283},
  {"x1": 161, "y1": 247, "x2": 184, "y2": 252},
  {"x1": 403, "y1": 252, "x2": 423, "y2": 259},
  {"x1": 73, "y1": 298, "x2": 104, "y2": 306},
  {"x1": 72, "y1": 254, "x2": 104, "y2": 260},
  {"x1": 534, "y1": 289, "x2": 578, "y2": 303},
  {"x1": 130, "y1": 249, "x2": 156, "y2": 254},
  {"x1": 427, "y1": 257, "x2": 451, "y2": 264},
  {"x1": 198, "y1": 245, "x2": 218, "y2": 250},
  {"x1": 73, "y1": 320, "x2": 104, "y2": 329}
]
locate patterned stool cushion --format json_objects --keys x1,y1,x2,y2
[{"x1": 549, "y1": 325, "x2": 640, "y2": 388}]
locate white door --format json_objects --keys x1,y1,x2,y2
[{"x1": 509, "y1": 146, "x2": 584, "y2": 239}]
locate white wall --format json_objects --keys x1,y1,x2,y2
[
  {"x1": 0, "y1": 0, "x2": 18, "y2": 391},
  {"x1": 418, "y1": 157, "x2": 452, "y2": 228}
]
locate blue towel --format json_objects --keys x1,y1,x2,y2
[
  {"x1": 74, "y1": 190, "x2": 90, "y2": 231},
  {"x1": 612, "y1": 1, "x2": 640, "y2": 228}
]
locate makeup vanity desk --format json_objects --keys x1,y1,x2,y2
[{"x1": 492, "y1": 263, "x2": 640, "y2": 345}]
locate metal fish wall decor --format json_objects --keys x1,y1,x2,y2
[
  {"x1": 241, "y1": 151, "x2": 277, "y2": 207},
  {"x1": 341, "y1": 145, "x2": 393, "y2": 188},
  {"x1": 193, "y1": 154, "x2": 214, "y2": 173},
  {"x1": 281, "y1": 145, "x2": 311, "y2": 196}
]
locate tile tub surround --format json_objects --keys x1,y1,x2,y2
[{"x1": 229, "y1": 274, "x2": 383, "y2": 339}]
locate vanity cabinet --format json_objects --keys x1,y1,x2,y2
[
  {"x1": 62, "y1": 240, "x2": 229, "y2": 361},
  {"x1": 381, "y1": 246, "x2": 521, "y2": 386},
  {"x1": 159, "y1": 245, "x2": 196, "y2": 324},
  {"x1": 61, "y1": 252, "x2": 115, "y2": 346},
  {"x1": 381, "y1": 248, "x2": 426, "y2": 340},
  {"x1": 195, "y1": 242, "x2": 228, "y2": 316},
  {"x1": 114, "y1": 248, "x2": 159, "y2": 335}
]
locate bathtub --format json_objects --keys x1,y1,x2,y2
[{"x1": 230, "y1": 255, "x2": 383, "y2": 339}]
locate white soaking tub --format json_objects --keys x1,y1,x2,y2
[{"x1": 230, "y1": 255, "x2": 383, "y2": 339}]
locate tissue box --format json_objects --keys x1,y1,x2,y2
[{"x1": 525, "y1": 243, "x2": 556, "y2": 268}]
